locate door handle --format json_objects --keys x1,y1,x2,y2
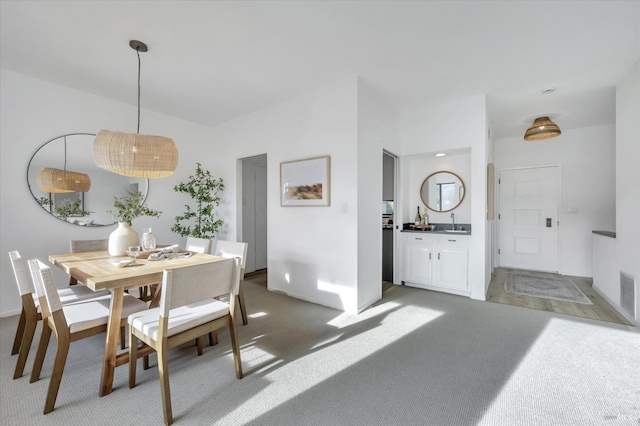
[{"x1": 546, "y1": 218, "x2": 552, "y2": 227}]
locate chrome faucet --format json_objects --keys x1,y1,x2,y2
[{"x1": 450, "y1": 212, "x2": 455, "y2": 230}]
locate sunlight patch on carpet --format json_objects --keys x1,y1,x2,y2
[{"x1": 216, "y1": 304, "x2": 444, "y2": 424}]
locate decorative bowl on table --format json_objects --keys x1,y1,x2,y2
[{"x1": 137, "y1": 245, "x2": 168, "y2": 259}]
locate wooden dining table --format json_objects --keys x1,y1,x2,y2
[{"x1": 49, "y1": 250, "x2": 226, "y2": 396}]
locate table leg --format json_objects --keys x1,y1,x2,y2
[{"x1": 99, "y1": 287, "x2": 124, "y2": 396}]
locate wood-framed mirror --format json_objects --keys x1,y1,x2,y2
[
  {"x1": 420, "y1": 171, "x2": 465, "y2": 212},
  {"x1": 27, "y1": 133, "x2": 149, "y2": 226}
]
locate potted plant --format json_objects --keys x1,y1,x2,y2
[
  {"x1": 107, "y1": 191, "x2": 161, "y2": 256},
  {"x1": 172, "y1": 163, "x2": 224, "y2": 239}
]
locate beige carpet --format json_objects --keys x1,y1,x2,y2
[{"x1": 1, "y1": 278, "x2": 638, "y2": 425}]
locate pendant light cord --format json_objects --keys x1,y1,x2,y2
[
  {"x1": 63, "y1": 136, "x2": 67, "y2": 172},
  {"x1": 136, "y1": 48, "x2": 141, "y2": 134}
]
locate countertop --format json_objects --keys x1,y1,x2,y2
[{"x1": 401, "y1": 229, "x2": 471, "y2": 236}]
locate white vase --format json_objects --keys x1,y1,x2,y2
[{"x1": 108, "y1": 222, "x2": 139, "y2": 256}]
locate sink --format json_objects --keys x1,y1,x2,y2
[{"x1": 445, "y1": 229, "x2": 467, "y2": 233}]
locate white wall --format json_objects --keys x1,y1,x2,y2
[
  {"x1": 493, "y1": 124, "x2": 616, "y2": 277},
  {"x1": 356, "y1": 78, "x2": 400, "y2": 311},
  {"x1": 614, "y1": 59, "x2": 640, "y2": 325},
  {"x1": 400, "y1": 95, "x2": 489, "y2": 300},
  {"x1": 206, "y1": 76, "x2": 362, "y2": 313},
  {"x1": 0, "y1": 70, "x2": 214, "y2": 316}
]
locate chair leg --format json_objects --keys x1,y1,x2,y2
[
  {"x1": 238, "y1": 283, "x2": 249, "y2": 325},
  {"x1": 30, "y1": 321, "x2": 52, "y2": 383},
  {"x1": 13, "y1": 314, "x2": 38, "y2": 379},
  {"x1": 196, "y1": 337, "x2": 204, "y2": 356},
  {"x1": 149, "y1": 284, "x2": 162, "y2": 309},
  {"x1": 157, "y1": 345, "x2": 173, "y2": 425},
  {"x1": 208, "y1": 331, "x2": 218, "y2": 346},
  {"x1": 11, "y1": 309, "x2": 26, "y2": 355},
  {"x1": 228, "y1": 322, "x2": 243, "y2": 380},
  {"x1": 129, "y1": 332, "x2": 138, "y2": 389},
  {"x1": 43, "y1": 328, "x2": 70, "y2": 414},
  {"x1": 120, "y1": 326, "x2": 127, "y2": 350},
  {"x1": 143, "y1": 354, "x2": 151, "y2": 370}
]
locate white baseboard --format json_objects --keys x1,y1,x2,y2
[{"x1": 1, "y1": 308, "x2": 21, "y2": 318}]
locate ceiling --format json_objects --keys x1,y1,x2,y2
[{"x1": 1, "y1": 1, "x2": 638, "y2": 140}]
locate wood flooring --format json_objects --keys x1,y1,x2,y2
[
  {"x1": 487, "y1": 267, "x2": 632, "y2": 326},
  {"x1": 244, "y1": 269, "x2": 267, "y2": 286},
  {"x1": 245, "y1": 268, "x2": 631, "y2": 326}
]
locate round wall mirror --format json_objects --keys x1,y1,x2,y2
[
  {"x1": 27, "y1": 133, "x2": 149, "y2": 226},
  {"x1": 420, "y1": 171, "x2": 465, "y2": 212}
]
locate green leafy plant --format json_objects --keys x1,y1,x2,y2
[
  {"x1": 38, "y1": 197, "x2": 93, "y2": 220},
  {"x1": 172, "y1": 163, "x2": 224, "y2": 238},
  {"x1": 108, "y1": 191, "x2": 161, "y2": 225}
]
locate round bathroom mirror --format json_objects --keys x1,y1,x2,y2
[
  {"x1": 420, "y1": 171, "x2": 465, "y2": 212},
  {"x1": 27, "y1": 133, "x2": 149, "y2": 226}
]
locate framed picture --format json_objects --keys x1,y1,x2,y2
[
  {"x1": 51, "y1": 192, "x2": 85, "y2": 216},
  {"x1": 280, "y1": 156, "x2": 330, "y2": 207}
]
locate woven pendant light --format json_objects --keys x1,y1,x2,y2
[
  {"x1": 37, "y1": 168, "x2": 91, "y2": 193},
  {"x1": 93, "y1": 40, "x2": 178, "y2": 178},
  {"x1": 36, "y1": 135, "x2": 91, "y2": 193},
  {"x1": 524, "y1": 116, "x2": 561, "y2": 141}
]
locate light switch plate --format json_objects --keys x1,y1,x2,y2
[{"x1": 566, "y1": 207, "x2": 579, "y2": 214}]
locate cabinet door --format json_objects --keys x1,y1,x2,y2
[
  {"x1": 434, "y1": 247, "x2": 468, "y2": 290},
  {"x1": 404, "y1": 244, "x2": 432, "y2": 285}
]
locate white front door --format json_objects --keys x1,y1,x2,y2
[{"x1": 499, "y1": 166, "x2": 559, "y2": 272}]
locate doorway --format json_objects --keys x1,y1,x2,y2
[
  {"x1": 498, "y1": 166, "x2": 559, "y2": 272},
  {"x1": 382, "y1": 151, "x2": 396, "y2": 290},
  {"x1": 241, "y1": 154, "x2": 268, "y2": 274}
]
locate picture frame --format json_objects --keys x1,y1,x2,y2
[
  {"x1": 280, "y1": 156, "x2": 330, "y2": 207},
  {"x1": 51, "y1": 191, "x2": 85, "y2": 216}
]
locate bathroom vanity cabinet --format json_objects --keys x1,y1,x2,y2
[{"x1": 403, "y1": 232, "x2": 469, "y2": 296}]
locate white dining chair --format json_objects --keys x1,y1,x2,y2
[
  {"x1": 27, "y1": 259, "x2": 148, "y2": 414},
  {"x1": 185, "y1": 236, "x2": 212, "y2": 254},
  {"x1": 128, "y1": 257, "x2": 243, "y2": 425},
  {"x1": 8, "y1": 251, "x2": 108, "y2": 380},
  {"x1": 214, "y1": 240, "x2": 249, "y2": 325},
  {"x1": 68, "y1": 239, "x2": 108, "y2": 285}
]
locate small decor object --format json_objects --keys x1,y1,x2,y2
[
  {"x1": 109, "y1": 223, "x2": 140, "y2": 257},
  {"x1": 414, "y1": 206, "x2": 421, "y2": 225},
  {"x1": 280, "y1": 156, "x2": 330, "y2": 207},
  {"x1": 93, "y1": 40, "x2": 178, "y2": 178},
  {"x1": 127, "y1": 246, "x2": 141, "y2": 265},
  {"x1": 172, "y1": 163, "x2": 224, "y2": 239},
  {"x1": 524, "y1": 116, "x2": 561, "y2": 141},
  {"x1": 107, "y1": 191, "x2": 161, "y2": 256},
  {"x1": 141, "y1": 227, "x2": 156, "y2": 251}
]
